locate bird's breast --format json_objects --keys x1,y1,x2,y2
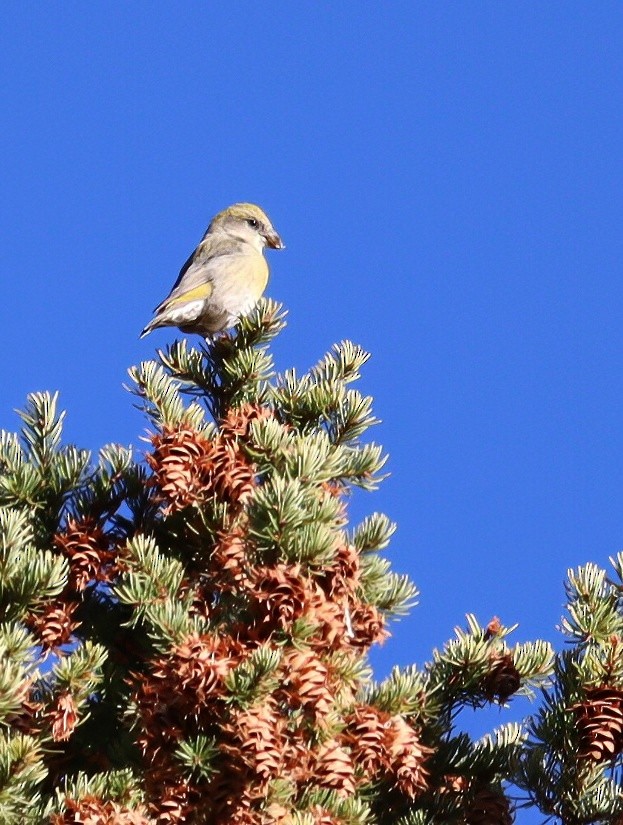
[
  {"x1": 225, "y1": 252, "x2": 269, "y2": 298},
  {"x1": 211, "y1": 252, "x2": 269, "y2": 319}
]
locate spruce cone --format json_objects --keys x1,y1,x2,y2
[
  {"x1": 55, "y1": 517, "x2": 118, "y2": 591},
  {"x1": 314, "y1": 739, "x2": 356, "y2": 796},
  {"x1": 466, "y1": 787, "x2": 513, "y2": 825},
  {"x1": 147, "y1": 427, "x2": 217, "y2": 512},
  {"x1": 207, "y1": 770, "x2": 251, "y2": 825},
  {"x1": 211, "y1": 529, "x2": 251, "y2": 589},
  {"x1": 322, "y1": 543, "x2": 361, "y2": 599},
  {"x1": 573, "y1": 685, "x2": 623, "y2": 761},
  {"x1": 307, "y1": 588, "x2": 348, "y2": 650},
  {"x1": 226, "y1": 702, "x2": 285, "y2": 785},
  {"x1": 385, "y1": 715, "x2": 431, "y2": 799},
  {"x1": 484, "y1": 616, "x2": 502, "y2": 639},
  {"x1": 133, "y1": 632, "x2": 242, "y2": 766},
  {"x1": 149, "y1": 633, "x2": 238, "y2": 708},
  {"x1": 50, "y1": 691, "x2": 78, "y2": 742},
  {"x1": 27, "y1": 599, "x2": 80, "y2": 650},
  {"x1": 483, "y1": 653, "x2": 521, "y2": 703},
  {"x1": 348, "y1": 602, "x2": 389, "y2": 648},
  {"x1": 342, "y1": 706, "x2": 431, "y2": 797},
  {"x1": 281, "y1": 649, "x2": 334, "y2": 723},
  {"x1": 342, "y1": 704, "x2": 393, "y2": 778},
  {"x1": 314, "y1": 807, "x2": 342, "y2": 825},
  {"x1": 251, "y1": 564, "x2": 308, "y2": 633},
  {"x1": 441, "y1": 774, "x2": 469, "y2": 793},
  {"x1": 6, "y1": 694, "x2": 43, "y2": 736},
  {"x1": 210, "y1": 440, "x2": 256, "y2": 505},
  {"x1": 3, "y1": 674, "x2": 42, "y2": 736}
]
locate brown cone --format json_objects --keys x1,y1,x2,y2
[
  {"x1": 483, "y1": 653, "x2": 521, "y2": 703},
  {"x1": 466, "y1": 787, "x2": 513, "y2": 825},
  {"x1": 573, "y1": 686, "x2": 623, "y2": 762},
  {"x1": 54, "y1": 517, "x2": 119, "y2": 591},
  {"x1": 314, "y1": 739, "x2": 356, "y2": 796},
  {"x1": 27, "y1": 599, "x2": 80, "y2": 650}
]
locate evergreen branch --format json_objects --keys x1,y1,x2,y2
[
  {"x1": 158, "y1": 339, "x2": 214, "y2": 397},
  {"x1": 334, "y1": 443, "x2": 388, "y2": 489},
  {"x1": 297, "y1": 785, "x2": 373, "y2": 824},
  {"x1": 0, "y1": 507, "x2": 68, "y2": 620},
  {"x1": 309, "y1": 341, "x2": 371, "y2": 387},
  {"x1": 0, "y1": 431, "x2": 24, "y2": 474},
  {"x1": 17, "y1": 392, "x2": 65, "y2": 473},
  {"x1": 174, "y1": 735, "x2": 219, "y2": 782},
  {"x1": 142, "y1": 598, "x2": 206, "y2": 649},
  {"x1": 371, "y1": 571, "x2": 419, "y2": 616},
  {"x1": 225, "y1": 646, "x2": 283, "y2": 708},
  {"x1": 248, "y1": 477, "x2": 344, "y2": 565},
  {"x1": 127, "y1": 360, "x2": 206, "y2": 430},
  {"x1": 561, "y1": 562, "x2": 623, "y2": 644},
  {"x1": 352, "y1": 513, "x2": 396, "y2": 552},
  {"x1": 329, "y1": 389, "x2": 379, "y2": 445},
  {"x1": 51, "y1": 641, "x2": 107, "y2": 697},
  {"x1": 0, "y1": 307, "x2": 582, "y2": 821},
  {"x1": 470, "y1": 722, "x2": 526, "y2": 775},
  {"x1": 0, "y1": 733, "x2": 47, "y2": 820},
  {"x1": 0, "y1": 650, "x2": 32, "y2": 724},
  {"x1": 511, "y1": 640, "x2": 555, "y2": 688},
  {"x1": 365, "y1": 665, "x2": 431, "y2": 719},
  {"x1": 233, "y1": 298, "x2": 288, "y2": 347},
  {"x1": 114, "y1": 534, "x2": 185, "y2": 618}
]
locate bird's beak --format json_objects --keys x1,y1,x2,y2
[{"x1": 264, "y1": 230, "x2": 285, "y2": 250}]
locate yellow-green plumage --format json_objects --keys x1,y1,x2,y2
[{"x1": 141, "y1": 203, "x2": 283, "y2": 339}]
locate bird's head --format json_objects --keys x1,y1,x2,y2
[{"x1": 209, "y1": 203, "x2": 284, "y2": 251}]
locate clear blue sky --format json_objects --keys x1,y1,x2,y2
[{"x1": 2, "y1": 4, "x2": 623, "y2": 816}]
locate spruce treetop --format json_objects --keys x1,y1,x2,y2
[{"x1": 8, "y1": 299, "x2": 623, "y2": 823}]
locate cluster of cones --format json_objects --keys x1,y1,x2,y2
[{"x1": 132, "y1": 405, "x2": 431, "y2": 822}]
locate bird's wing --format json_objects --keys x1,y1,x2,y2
[{"x1": 152, "y1": 240, "x2": 220, "y2": 315}]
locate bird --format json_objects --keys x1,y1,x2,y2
[{"x1": 140, "y1": 203, "x2": 284, "y2": 338}]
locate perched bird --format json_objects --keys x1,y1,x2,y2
[{"x1": 141, "y1": 203, "x2": 284, "y2": 338}]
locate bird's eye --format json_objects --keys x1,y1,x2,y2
[{"x1": 246, "y1": 218, "x2": 260, "y2": 230}]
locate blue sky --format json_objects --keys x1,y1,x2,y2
[{"x1": 2, "y1": 4, "x2": 623, "y2": 815}]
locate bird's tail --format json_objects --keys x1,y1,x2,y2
[{"x1": 139, "y1": 321, "x2": 154, "y2": 339}]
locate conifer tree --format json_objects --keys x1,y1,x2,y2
[{"x1": 0, "y1": 299, "x2": 561, "y2": 823}]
